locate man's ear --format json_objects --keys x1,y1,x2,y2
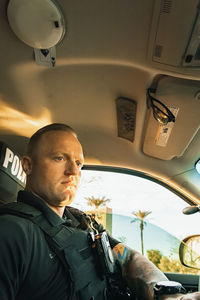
[{"x1": 21, "y1": 156, "x2": 33, "y2": 175}]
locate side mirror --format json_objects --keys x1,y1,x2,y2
[{"x1": 179, "y1": 234, "x2": 200, "y2": 270}]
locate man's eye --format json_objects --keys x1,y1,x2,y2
[
  {"x1": 76, "y1": 160, "x2": 82, "y2": 167},
  {"x1": 54, "y1": 156, "x2": 64, "y2": 161}
]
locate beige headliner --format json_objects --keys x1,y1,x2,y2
[{"x1": 0, "y1": 0, "x2": 200, "y2": 203}]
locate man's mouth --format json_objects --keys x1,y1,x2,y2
[
  {"x1": 61, "y1": 180, "x2": 71, "y2": 184},
  {"x1": 61, "y1": 180, "x2": 76, "y2": 188}
]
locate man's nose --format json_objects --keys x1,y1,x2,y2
[{"x1": 64, "y1": 160, "x2": 80, "y2": 176}]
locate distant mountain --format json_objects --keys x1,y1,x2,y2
[{"x1": 108, "y1": 213, "x2": 181, "y2": 258}]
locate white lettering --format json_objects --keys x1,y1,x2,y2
[
  {"x1": 21, "y1": 172, "x2": 26, "y2": 184},
  {"x1": 3, "y1": 148, "x2": 14, "y2": 168},
  {"x1": 17, "y1": 163, "x2": 26, "y2": 184},
  {"x1": 11, "y1": 155, "x2": 20, "y2": 176},
  {"x1": 2, "y1": 147, "x2": 26, "y2": 185}
]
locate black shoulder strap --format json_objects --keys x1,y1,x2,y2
[
  {"x1": 0, "y1": 201, "x2": 42, "y2": 218},
  {"x1": 0, "y1": 202, "x2": 71, "y2": 273}
]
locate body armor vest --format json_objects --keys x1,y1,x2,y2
[{"x1": 0, "y1": 202, "x2": 108, "y2": 300}]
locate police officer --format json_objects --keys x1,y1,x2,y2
[{"x1": 0, "y1": 123, "x2": 200, "y2": 300}]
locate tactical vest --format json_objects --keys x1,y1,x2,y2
[{"x1": 0, "y1": 202, "x2": 108, "y2": 300}]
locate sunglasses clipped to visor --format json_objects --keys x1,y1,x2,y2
[{"x1": 147, "y1": 88, "x2": 176, "y2": 126}]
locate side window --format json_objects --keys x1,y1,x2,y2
[{"x1": 73, "y1": 170, "x2": 200, "y2": 275}]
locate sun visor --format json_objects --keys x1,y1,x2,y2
[
  {"x1": 143, "y1": 76, "x2": 200, "y2": 160},
  {"x1": 0, "y1": 142, "x2": 26, "y2": 205}
]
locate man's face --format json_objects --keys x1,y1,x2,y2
[{"x1": 24, "y1": 130, "x2": 84, "y2": 207}]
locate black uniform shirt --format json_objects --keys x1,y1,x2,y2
[
  {"x1": 0, "y1": 191, "x2": 119, "y2": 300},
  {"x1": 0, "y1": 191, "x2": 75, "y2": 300}
]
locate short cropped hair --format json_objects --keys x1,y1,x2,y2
[{"x1": 27, "y1": 123, "x2": 77, "y2": 158}]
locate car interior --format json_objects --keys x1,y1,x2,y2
[{"x1": 0, "y1": 0, "x2": 200, "y2": 294}]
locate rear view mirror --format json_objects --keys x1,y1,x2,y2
[{"x1": 179, "y1": 235, "x2": 200, "y2": 270}]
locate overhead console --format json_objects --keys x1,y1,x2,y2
[{"x1": 147, "y1": 0, "x2": 200, "y2": 75}]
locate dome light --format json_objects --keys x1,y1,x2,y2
[{"x1": 7, "y1": 0, "x2": 66, "y2": 49}]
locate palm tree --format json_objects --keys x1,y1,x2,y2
[
  {"x1": 85, "y1": 196, "x2": 110, "y2": 210},
  {"x1": 85, "y1": 196, "x2": 111, "y2": 221},
  {"x1": 131, "y1": 210, "x2": 151, "y2": 255}
]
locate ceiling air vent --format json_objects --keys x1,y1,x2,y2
[
  {"x1": 162, "y1": 0, "x2": 172, "y2": 14},
  {"x1": 116, "y1": 97, "x2": 137, "y2": 142},
  {"x1": 154, "y1": 44, "x2": 163, "y2": 58}
]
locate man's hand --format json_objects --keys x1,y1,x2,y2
[
  {"x1": 181, "y1": 294, "x2": 200, "y2": 299},
  {"x1": 160, "y1": 292, "x2": 200, "y2": 299}
]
